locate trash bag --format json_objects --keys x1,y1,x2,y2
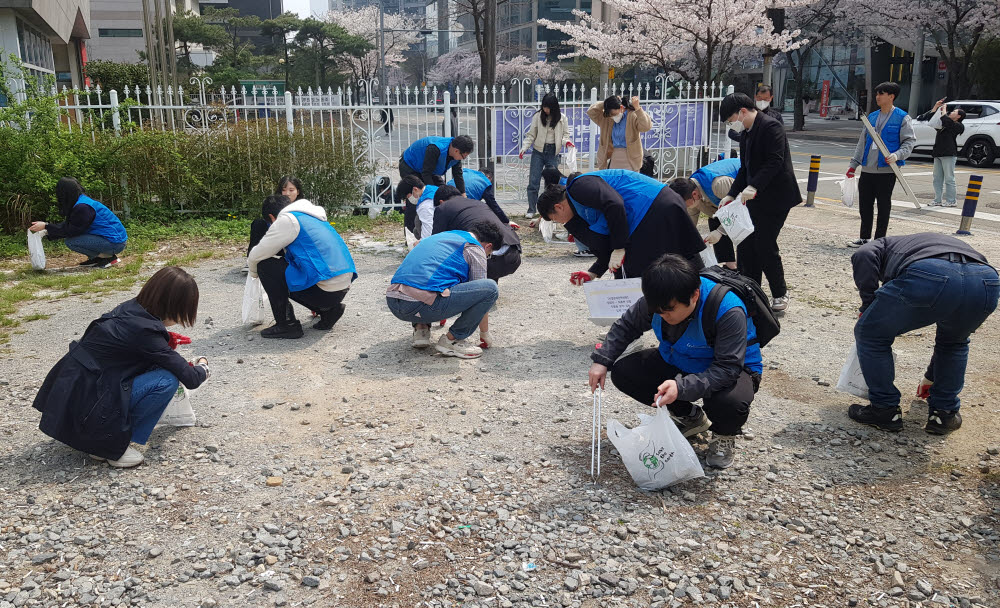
[
  {"x1": 156, "y1": 385, "x2": 197, "y2": 427},
  {"x1": 564, "y1": 145, "x2": 578, "y2": 173},
  {"x1": 27, "y1": 229, "x2": 46, "y2": 270},
  {"x1": 699, "y1": 245, "x2": 718, "y2": 267},
  {"x1": 713, "y1": 195, "x2": 754, "y2": 247},
  {"x1": 837, "y1": 343, "x2": 897, "y2": 399},
  {"x1": 241, "y1": 275, "x2": 269, "y2": 325},
  {"x1": 606, "y1": 407, "x2": 705, "y2": 490},
  {"x1": 838, "y1": 176, "x2": 859, "y2": 208}
]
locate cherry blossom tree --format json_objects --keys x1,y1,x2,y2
[
  {"x1": 539, "y1": 0, "x2": 807, "y2": 83},
  {"x1": 427, "y1": 50, "x2": 568, "y2": 85},
  {"x1": 323, "y1": 6, "x2": 421, "y2": 83}
]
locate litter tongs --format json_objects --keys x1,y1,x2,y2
[{"x1": 591, "y1": 387, "x2": 602, "y2": 481}]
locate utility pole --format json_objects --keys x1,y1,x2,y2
[
  {"x1": 163, "y1": 0, "x2": 179, "y2": 95},
  {"x1": 763, "y1": 7, "x2": 785, "y2": 87},
  {"x1": 141, "y1": 0, "x2": 160, "y2": 94}
]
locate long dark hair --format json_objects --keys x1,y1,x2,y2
[
  {"x1": 275, "y1": 175, "x2": 305, "y2": 200},
  {"x1": 540, "y1": 93, "x2": 561, "y2": 128},
  {"x1": 56, "y1": 177, "x2": 85, "y2": 217}
]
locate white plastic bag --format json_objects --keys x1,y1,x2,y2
[
  {"x1": 607, "y1": 407, "x2": 705, "y2": 490},
  {"x1": 699, "y1": 245, "x2": 718, "y2": 267},
  {"x1": 564, "y1": 145, "x2": 578, "y2": 173},
  {"x1": 838, "y1": 176, "x2": 859, "y2": 208},
  {"x1": 27, "y1": 229, "x2": 46, "y2": 270},
  {"x1": 836, "y1": 343, "x2": 897, "y2": 399},
  {"x1": 713, "y1": 195, "x2": 754, "y2": 247},
  {"x1": 241, "y1": 275, "x2": 269, "y2": 325},
  {"x1": 157, "y1": 385, "x2": 197, "y2": 427}
]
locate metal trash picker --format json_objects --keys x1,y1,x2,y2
[{"x1": 860, "y1": 114, "x2": 922, "y2": 209}]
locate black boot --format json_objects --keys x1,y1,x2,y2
[
  {"x1": 261, "y1": 320, "x2": 304, "y2": 339},
  {"x1": 925, "y1": 409, "x2": 962, "y2": 435},
  {"x1": 848, "y1": 404, "x2": 903, "y2": 432},
  {"x1": 314, "y1": 303, "x2": 346, "y2": 330}
]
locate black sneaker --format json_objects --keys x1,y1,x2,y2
[
  {"x1": 314, "y1": 303, "x2": 346, "y2": 330},
  {"x1": 925, "y1": 409, "x2": 962, "y2": 435},
  {"x1": 78, "y1": 257, "x2": 102, "y2": 266},
  {"x1": 847, "y1": 403, "x2": 903, "y2": 432},
  {"x1": 572, "y1": 249, "x2": 595, "y2": 258},
  {"x1": 97, "y1": 255, "x2": 120, "y2": 268},
  {"x1": 261, "y1": 321, "x2": 304, "y2": 339}
]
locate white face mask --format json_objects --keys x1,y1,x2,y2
[
  {"x1": 408, "y1": 195, "x2": 420, "y2": 205},
  {"x1": 755, "y1": 100, "x2": 770, "y2": 111},
  {"x1": 728, "y1": 115, "x2": 745, "y2": 133},
  {"x1": 611, "y1": 112, "x2": 624, "y2": 124}
]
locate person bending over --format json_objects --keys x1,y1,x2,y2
[{"x1": 29, "y1": 177, "x2": 127, "y2": 268}]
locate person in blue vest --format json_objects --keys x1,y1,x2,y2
[
  {"x1": 540, "y1": 167, "x2": 593, "y2": 258},
  {"x1": 669, "y1": 158, "x2": 741, "y2": 270},
  {"x1": 846, "y1": 81, "x2": 916, "y2": 247},
  {"x1": 29, "y1": 177, "x2": 128, "y2": 268},
  {"x1": 386, "y1": 224, "x2": 504, "y2": 359},
  {"x1": 588, "y1": 254, "x2": 762, "y2": 469},
  {"x1": 248, "y1": 195, "x2": 357, "y2": 339},
  {"x1": 395, "y1": 175, "x2": 439, "y2": 246},
  {"x1": 398, "y1": 135, "x2": 475, "y2": 237},
  {"x1": 536, "y1": 169, "x2": 705, "y2": 283},
  {"x1": 447, "y1": 167, "x2": 517, "y2": 228}
]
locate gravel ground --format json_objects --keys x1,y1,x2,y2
[{"x1": 1, "y1": 201, "x2": 999, "y2": 608}]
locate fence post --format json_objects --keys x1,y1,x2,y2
[
  {"x1": 589, "y1": 87, "x2": 598, "y2": 170},
  {"x1": 443, "y1": 90, "x2": 452, "y2": 137},
  {"x1": 956, "y1": 174, "x2": 983, "y2": 235},
  {"x1": 110, "y1": 89, "x2": 121, "y2": 136},
  {"x1": 805, "y1": 155, "x2": 821, "y2": 207},
  {"x1": 284, "y1": 91, "x2": 295, "y2": 135}
]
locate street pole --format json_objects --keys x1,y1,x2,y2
[
  {"x1": 909, "y1": 29, "x2": 924, "y2": 116},
  {"x1": 763, "y1": 53, "x2": 773, "y2": 87},
  {"x1": 163, "y1": 0, "x2": 179, "y2": 95},
  {"x1": 140, "y1": 0, "x2": 160, "y2": 94}
]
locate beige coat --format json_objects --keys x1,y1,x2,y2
[
  {"x1": 520, "y1": 112, "x2": 572, "y2": 154},
  {"x1": 687, "y1": 175, "x2": 735, "y2": 224},
  {"x1": 587, "y1": 101, "x2": 653, "y2": 172}
]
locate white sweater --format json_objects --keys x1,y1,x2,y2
[{"x1": 520, "y1": 112, "x2": 572, "y2": 154}]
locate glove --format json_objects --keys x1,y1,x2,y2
[
  {"x1": 704, "y1": 230, "x2": 722, "y2": 245},
  {"x1": 608, "y1": 249, "x2": 626, "y2": 272},
  {"x1": 509, "y1": 221, "x2": 520, "y2": 230},
  {"x1": 479, "y1": 331, "x2": 493, "y2": 349},
  {"x1": 168, "y1": 332, "x2": 191, "y2": 350},
  {"x1": 570, "y1": 271, "x2": 595, "y2": 286},
  {"x1": 519, "y1": 150, "x2": 525, "y2": 159},
  {"x1": 846, "y1": 167, "x2": 856, "y2": 179},
  {"x1": 567, "y1": 234, "x2": 575, "y2": 243},
  {"x1": 719, "y1": 195, "x2": 735, "y2": 207},
  {"x1": 885, "y1": 153, "x2": 898, "y2": 164},
  {"x1": 566, "y1": 142, "x2": 575, "y2": 148},
  {"x1": 740, "y1": 186, "x2": 757, "y2": 200},
  {"x1": 916, "y1": 377, "x2": 933, "y2": 400},
  {"x1": 194, "y1": 357, "x2": 211, "y2": 379}
]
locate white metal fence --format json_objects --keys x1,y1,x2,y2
[{"x1": 55, "y1": 76, "x2": 735, "y2": 211}]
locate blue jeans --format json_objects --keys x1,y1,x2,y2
[
  {"x1": 855, "y1": 259, "x2": 999, "y2": 411},
  {"x1": 129, "y1": 369, "x2": 180, "y2": 444},
  {"x1": 386, "y1": 279, "x2": 499, "y2": 340},
  {"x1": 526, "y1": 143, "x2": 560, "y2": 213},
  {"x1": 932, "y1": 156, "x2": 957, "y2": 205},
  {"x1": 576, "y1": 239, "x2": 589, "y2": 253},
  {"x1": 65, "y1": 234, "x2": 126, "y2": 258}
]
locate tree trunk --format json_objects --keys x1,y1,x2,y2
[
  {"x1": 475, "y1": 0, "x2": 497, "y2": 172},
  {"x1": 788, "y1": 52, "x2": 804, "y2": 131}
]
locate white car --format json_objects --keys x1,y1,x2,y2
[{"x1": 911, "y1": 100, "x2": 999, "y2": 168}]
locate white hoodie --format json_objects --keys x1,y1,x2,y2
[{"x1": 247, "y1": 199, "x2": 352, "y2": 292}]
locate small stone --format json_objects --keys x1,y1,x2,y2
[
  {"x1": 892, "y1": 571, "x2": 905, "y2": 588},
  {"x1": 564, "y1": 577, "x2": 579, "y2": 591},
  {"x1": 916, "y1": 580, "x2": 933, "y2": 596},
  {"x1": 473, "y1": 581, "x2": 495, "y2": 596},
  {"x1": 342, "y1": 466, "x2": 354, "y2": 474},
  {"x1": 265, "y1": 556, "x2": 278, "y2": 565},
  {"x1": 31, "y1": 553, "x2": 58, "y2": 565},
  {"x1": 148, "y1": 546, "x2": 163, "y2": 558},
  {"x1": 266, "y1": 477, "x2": 283, "y2": 487},
  {"x1": 263, "y1": 580, "x2": 283, "y2": 592},
  {"x1": 301, "y1": 576, "x2": 320, "y2": 588},
  {"x1": 598, "y1": 573, "x2": 619, "y2": 587}
]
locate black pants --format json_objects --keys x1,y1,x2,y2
[
  {"x1": 858, "y1": 172, "x2": 897, "y2": 240},
  {"x1": 257, "y1": 257, "x2": 348, "y2": 325},
  {"x1": 619, "y1": 189, "x2": 707, "y2": 278},
  {"x1": 737, "y1": 202, "x2": 790, "y2": 299},
  {"x1": 247, "y1": 217, "x2": 269, "y2": 256},
  {"x1": 487, "y1": 247, "x2": 521, "y2": 283},
  {"x1": 609, "y1": 347, "x2": 756, "y2": 436},
  {"x1": 707, "y1": 216, "x2": 735, "y2": 263}
]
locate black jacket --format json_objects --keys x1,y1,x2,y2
[
  {"x1": 33, "y1": 299, "x2": 207, "y2": 459},
  {"x1": 728, "y1": 112, "x2": 802, "y2": 210},
  {"x1": 851, "y1": 233, "x2": 991, "y2": 312},
  {"x1": 45, "y1": 204, "x2": 96, "y2": 240},
  {"x1": 432, "y1": 197, "x2": 520, "y2": 250}
]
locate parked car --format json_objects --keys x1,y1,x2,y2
[{"x1": 912, "y1": 100, "x2": 1000, "y2": 168}]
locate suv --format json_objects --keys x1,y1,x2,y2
[{"x1": 912, "y1": 100, "x2": 1000, "y2": 168}]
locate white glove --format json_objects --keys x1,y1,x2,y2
[
  {"x1": 719, "y1": 195, "x2": 735, "y2": 207},
  {"x1": 704, "y1": 230, "x2": 722, "y2": 245},
  {"x1": 885, "y1": 153, "x2": 898, "y2": 164},
  {"x1": 479, "y1": 330, "x2": 493, "y2": 348},
  {"x1": 608, "y1": 248, "x2": 626, "y2": 272},
  {"x1": 248, "y1": 269, "x2": 258, "y2": 279},
  {"x1": 740, "y1": 185, "x2": 758, "y2": 200}
]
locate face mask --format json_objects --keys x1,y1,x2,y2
[
  {"x1": 755, "y1": 100, "x2": 770, "y2": 110},
  {"x1": 612, "y1": 113, "x2": 624, "y2": 124},
  {"x1": 408, "y1": 195, "x2": 419, "y2": 205},
  {"x1": 728, "y1": 116, "x2": 745, "y2": 134}
]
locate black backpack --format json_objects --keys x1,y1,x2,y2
[{"x1": 699, "y1": 265, "x2": 780, "y2": 348}]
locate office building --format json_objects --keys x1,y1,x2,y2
[
  {"x1": 0, "y1": 0, "x2": 91, "y2": 93},
  {"x1": 88, "y1": 0, "x2": 202, "y2": 64}
]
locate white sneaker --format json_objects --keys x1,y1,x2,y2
[
  {"x1": 435, "y1": 334, "x2": 483, "y2": 359},
  {"x1": 941, "y1": 201, "x2": 957, "y2": 208},
  {"x1": 107, "y1": 447, "x2": 144, "y2": 468},
  {"x1": 847, "y1": 238, "x2": 869, "y2": 248},
  {"x1": 412, "y1": 326, "x2": 431, "y2": 348},
  {"x1": 524, "y1": 212, "x2": 536, "y2": 219},
  {"x1": 929, "y1": 200, "x2": 943, "y2": 207},
  {"x1": 706, "y1": 434, "x2": 736, "y2": 469},
  {"x1": 771, "y1": 295, "x2": 789, "y2": 312}
]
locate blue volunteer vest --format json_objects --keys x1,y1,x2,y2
[
  {"x1": 690, "y1": 158, "x2": 741, "y2": 206},
  {"x1": 447, "y1": 168, "x2": 491, "y2": 200},
  {"x1": 650, "y1": 277, "x2": 763, "y2": 375},
  {"x1": 418, "y1": 185, "x2": 438, "y2": 204},
  {"x1": 391, "y1": 230, "x2": 481, "y2": 293},
  {"x1": 862, "y1": 107, "x2": 907, "y2": 168},
  {"x1": 402, "y1": 136, "x2": 459, "y2": 176},
  {"x1": 284, "y1": 212, "x2": 357, "y2": 292},
  {"x1": 75, "y1": 195, "x2": 128, "y2": 244},
  {"x1": 566, "y1": 170, "x2": 659, "y2": 236}
]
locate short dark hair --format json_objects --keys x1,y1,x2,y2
[
  {"x1": 536, "y1": 185, "x2": 567, "y2": 220},
  {"x1": 451, "y1": 135, "x2": 474, "y2": 154},
  {"x1": 756, "y1": 84, "x2": 773, "y2": 96},
  {"x1": 642, "y1": 254, "x2": 701, "y2": 313},
  {"x1": 261, "y1": 194, "x2": 291, "y2": 219},
  {"x1": 954, "y1": 108, "x2": 966, "y2": 122},
  {"x1": 602, "y1": 95, "x2": 622, "y2": 116},
  {"x1": 136, "y1": 266, "x2": 200, "y2": 327},
  {"x1": 541, "y1": 166, "x2": 564, "y2": 189},
  {"x1": 566, "y1": 171, "x2": 582, "y2": 181},
  {"x1": 433, "y1": 185, "x2": 462, "y2": 205},
  {"x1": 396, "y1": 175, "x2": 424, "y2": 202},
  {"x1": 275, "y1": 175, "x2": 305, "y2": 199},
  {"x1": 874, "y1": 81, "x2": 901, "y2": 99},
  {"x1": 668, "y1": 177, "x2": 697, "y2": 202},
  {"x1": 471, "y1": 220, "x2": 503, "y2": 250},
  {"x1": 481, "y1": 168, "x2": 494, "y2": 182},
  {"x1": 720, "y1": 93, "x2": 754, "y2": 121}
]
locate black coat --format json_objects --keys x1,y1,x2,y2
[
  {"x1": 32, "y1": 299, "x2": 207, "y2": 459},
  {"x1": 432, "y1": 197, "x2": 521, "y2": 250},
  {"x1": 728, "y1": 111, "x2": 802, "y2": 211}
]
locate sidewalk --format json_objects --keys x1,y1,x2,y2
[{"x1": 781, "y1": 111, "x2": 861, "y2": 143}]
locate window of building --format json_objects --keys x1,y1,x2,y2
[
  {"x1": 16, "y1": 18, "x2": 55, "y2": 73},
  {"x1": 539, "y1": 0, "x2": 576, "y2": 21},
  {"x1": 98, "y1": 28, "x2": 144, "y2": 38}
]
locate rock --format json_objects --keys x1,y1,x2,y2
[
  {"x1": 599, "y1": 573, "x2": 619, "y2": 587},
  {"x1": 564, "y1": 577, "x2": 579, "y2": 591},
  {"x1": 892, "y1": 571, "x2": 905, "y2": 588},
  {"x1": 341, "y1": 466, "x2": 354, "y2": 474},
  {"x1": 148, "y1": 546, "x2": 163, "y2": 558},
  {"x1": 301, "y1": 576, "x2": 320, "y2": 588},
  {"x1": 30, "y1": 553, "x2": 58, "y2": 565},
  {"x1": 916, "y1": 580, "x2": 933, "y2": 596},
  {"x1": 266, "y1": 477, "x2": 283, "y2": 487},
  {"x1": 263, "y1": 580, "x2": 284, "y2": 592},
  {"x1": 473, "y1": 581, "x2": 495, "y2": 596}
]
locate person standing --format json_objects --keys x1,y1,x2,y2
[
  {"x1": 669, "y1": 157, "x2": 742, "y2": 270},
  {"x1": 729, "y1": 85, "x2": 783, "y2": 143},
  {"x1": 847, "y1": 234, "x2": 997, "y2": 434},
  {"x1": 845, "y1": 82, "x2": 917, "y2": 247},
  {"x1": 918, "y1": 99, "x2": 966, "y2": 207},
  {"x1": 520, "y1": 93, "x2": 574, "y2": 219},
  {"x1": 587, "y1": 95, "x2": 652, "y2": 172},
  {"x1": 719, "y1": 93, "x2": 801, "y2": 312}
]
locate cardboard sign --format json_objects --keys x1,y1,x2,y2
[{"x1": 583, "y1": 278, "x2": 643, "y2": 326}]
